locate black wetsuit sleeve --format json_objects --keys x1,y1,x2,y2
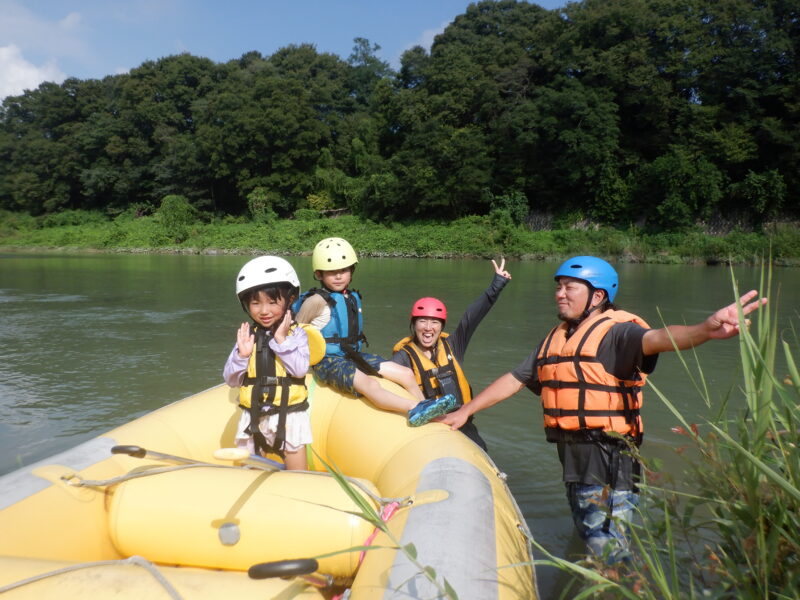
[
  {"x1": 390, "y1": 349, "x2": 412, "y2": 368},
  {"x1": 510, "y1": 346, "x2": 542, "y2": 395},
  {"x1": 597, "y1": 322, "x2": 659, "y2": 379},
  {"x1": 448, "y1": 273, "x2": 509, "y2": 362}
]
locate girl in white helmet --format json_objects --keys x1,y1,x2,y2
[
  {"x1": 223, "y1": 256, "x2": 324, "y2": 470},
  {"x1": 294, "y1": 237, "x2": 456, "y2": 426}
]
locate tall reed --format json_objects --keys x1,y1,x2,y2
[
  {"x1": 313, "y1": 451, "x2": 459, "y2": 599},
  {"x1": 536, "y1": 264, "x2": 800, "y2": 599}
]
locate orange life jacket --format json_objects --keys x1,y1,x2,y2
[{"x1": 536, "y1": 310, "x2": 649, "y2": 439}]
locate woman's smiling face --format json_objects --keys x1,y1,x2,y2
[{"x1": 414, "y1": 317, "x2": 444, "y2": 350}]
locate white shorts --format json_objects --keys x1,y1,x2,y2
[{"x1": 235, "y1": 409, "x2": 312, "y2": 454}]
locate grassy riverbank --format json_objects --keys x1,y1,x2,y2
[{"x1": 1, "y1": 209, "x2": 799, "y2": 265}]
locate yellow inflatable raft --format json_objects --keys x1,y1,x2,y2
[{"x1": 0, "y1": 377, "x2": 538, "y2": 599}]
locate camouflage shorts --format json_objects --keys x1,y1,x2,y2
[
  {"x1": 312, "y1": 353, "x2": 385, "y2": 396},
  {"x1": 566, "y1": 482, "x2": 638, "y2": 565}
]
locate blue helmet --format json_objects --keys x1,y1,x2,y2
[{"x1": 554, "y1": 256, "x2": 619, "y2": 303}]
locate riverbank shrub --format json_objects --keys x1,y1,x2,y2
[
  {"x1": 39, "y1": 209, "x2": 109, "y2": 228},
  {"x1": 246, "y1": 187, "x2": 278, "y2": 224},
  {"x1": 536, "y1": 267, "x2": 800, "y2": 598},
  {"x1": 1, "y1": 210, "x2": 799, "y2": 266},
  {"x1": 0, "y1": 210, "x2": 38, "y2": 236},
  {"x1": 768, "y1": 223, "x2": 800, "y2": 261},
  {"x1": 294, "y1": 208, "x2": 323, "y2": 221},
  {"x1": 488, "y1": 190, "x2": 529, "y2": 226},
  {"x1": 157, "y1": 195, "x2": 197, "y2": 243}
]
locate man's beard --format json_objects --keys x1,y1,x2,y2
[{"x1": 557, "y1": 310, "x2": 577, "y2": 323}]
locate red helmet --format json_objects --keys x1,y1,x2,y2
[{"x1": 411, "y1": 297, "x2": 447, "y2": 321}]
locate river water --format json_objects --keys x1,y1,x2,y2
[{"x1": 1, "y1": 252, "x2": 796, "y2": 597}]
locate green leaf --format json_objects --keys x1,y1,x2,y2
[
  {"x1": 310, "y1": 448, "x2": 383, "y2": 526},
  {"x1": 312, "y1": 543, "x2": 397, "y2": 559},
  {"x1": 402, "y1": 542, "x2": 417, "y2": 560},
  {"x1": 443, "y1": 577, "x2": 459, "y2": 599}
]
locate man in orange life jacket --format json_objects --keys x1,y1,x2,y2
[{"x1": 440, "y1": 256, "x2": 767, "y2": 564}]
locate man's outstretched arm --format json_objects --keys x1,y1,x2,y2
[{"x1": 642, "y1": 290, "x2": 767, "y2": 356}]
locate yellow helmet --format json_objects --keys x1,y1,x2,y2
[{"x1": 312, "y1": 237, "x2": 358, "y2": 271}]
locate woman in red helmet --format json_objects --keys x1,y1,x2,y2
[{"x1": 391, "y1": 259, "x2": 512, "y2": 450}]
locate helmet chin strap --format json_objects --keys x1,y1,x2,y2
[{"x1": 563, "y1": 286, "x2": 603, "y2": 336}]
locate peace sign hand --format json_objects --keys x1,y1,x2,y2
[{"x1": 492, "y1": 257, "x2": 511, "y2": 280}]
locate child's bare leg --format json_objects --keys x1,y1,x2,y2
[
  {"x1": 283, "y1": 447, "x2": 307, "y2": 471},
  {"x1": 354, "y1": 369, "x2": 417, "y2": 413},
  {"x1": 376, "y1": 361, "x2": 425, "y2": 402}
]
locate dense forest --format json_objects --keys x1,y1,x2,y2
[{"x1": 1, "y1": 0, "x2": 798, "y2": 232}]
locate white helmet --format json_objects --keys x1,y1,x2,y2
[{"x1": 235, "y1": 256, "x2": 300, "y2": 299}]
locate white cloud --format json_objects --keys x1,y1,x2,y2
[
  {"x1": 0, "y1": 44, "x2": 65, "y2": 100},
  {"x1": 416, "y1": 24, "x2": 448, "y2": 51},
  {"x1": 0, "y1": 1, "x2": 88, "y2": 59},
  {"x1": 59, "y1": 12, "x2": 82, "y2": 30},
  {"x1": 394, "y1": 19, "x2": 451, "y2": 66}
]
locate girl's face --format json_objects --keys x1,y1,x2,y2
[
  {"x1": 317, "y1": 268, "x2": 352, "y2": 292},
  {"x1": 414, "y1": 318, "x2": 444, "y2": 350},
  {"x1": 248, "y1": 290, "x2": 288, "y2": 330}
]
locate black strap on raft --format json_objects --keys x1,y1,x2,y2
[
  {"x1": 537, "y1": 317, "x2": 641, "y2": 431},
  {"x1": 401, "y1": 338, "x2": 462, "y2": 404},
  {"x1": 242, "y1": 326, "x2": 308, "y2": 458},
  {"x1": 340, "y1": 342, "x2": 383, "y2": 378}
]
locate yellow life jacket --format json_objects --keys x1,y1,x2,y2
[
  {"x1": 239, "y1": 323, "x2": 324, "y2": 409},
  {"x1": 536, "y1": 310, "x2": 649, "y2": 439},
  {"x1": 239, "y1": 323, "x2": 324, "y2": 458},
  {"x1": 392, "y1": 332, "x2": 472, "y2": 406}
]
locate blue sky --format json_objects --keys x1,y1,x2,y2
[{"x1": 0, "y1": 0, "x2": 566, "y2": 101}]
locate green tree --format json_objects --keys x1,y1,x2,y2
[
  {"x1": 1, "y1": 0, "x2": 798, "y2": 226},
  {"x1": 638, "y1": 145, "x2": 725, "y2": 230},
  {"x1": 246, "y1": 187, "x2": 278, "y2": 223},
  {"x1": 729, "y1": 169, "x2": 787, "y2": 223},
  {"x1": 158, "y1": 194, "x2": 196, "y2": 242},
  {"x1": 347, "y1": 38, "x2": 393, "y2": 106}
]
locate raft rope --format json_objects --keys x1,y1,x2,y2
[
  {"x1": 292, "y1": 469, "x2": 413, "y2": 508},
  {"x1": 62, "y1": 463, "x2": 413, "y2": 509},
  {"x1": 492, "y1": 469, "x2": 536, "y2": 550},
  {"x1": 357, "y1": 501, "x2": 401, "y2": 566},
  {"x1": 61, "y1": 463, "x2": 226, "y2": 487},
  {"x1": 0, "y1": 555, "x2": 183, "y2": 599}
]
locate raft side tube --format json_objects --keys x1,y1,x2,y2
[
  {"x1": 108, "y1": 466, "x2": 378, "y2": 578},
  {"x1": 308, "y1": 378, "x2": 538, "y2": 599},
  {"x1": 0, "y1": 437, "x2": 118, "y2": 511}
]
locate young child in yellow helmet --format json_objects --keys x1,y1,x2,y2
[
  {"x1": 223, "y1": 255, "x2": 323, "y2": 470},
  {"x1": 294, "y1": 237, "x2": 456, "y2": 426}
]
